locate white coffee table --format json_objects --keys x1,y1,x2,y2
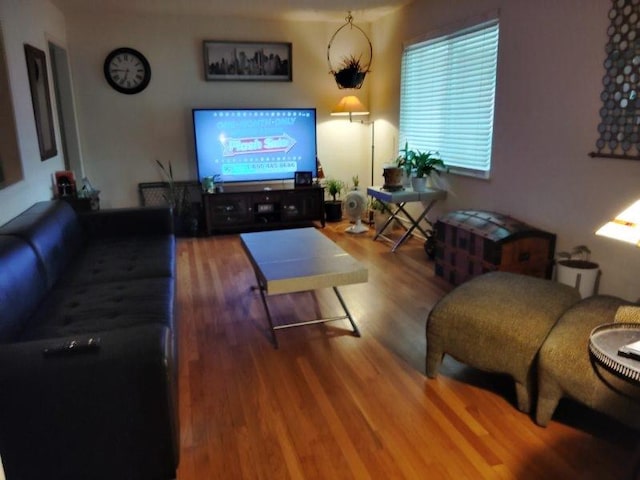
[{"x1": 240, "y1": 228, "x2": 368, "y2": 348}]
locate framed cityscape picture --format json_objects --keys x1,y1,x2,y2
[{"x1": 203, "y1": 41, "x2": 292, "y2": 82}]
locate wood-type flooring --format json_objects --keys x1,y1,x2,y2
[{"x1": 175, "y1": 221, "x2": 637, "y2": 480}]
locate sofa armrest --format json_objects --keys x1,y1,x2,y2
[
  {"x1": 0, "y1": 325, "x2": 178, "y2": 480},
  {"x1": 78, "y1": 206, "x2": 174, "y2": 237}
]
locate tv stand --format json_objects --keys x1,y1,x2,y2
[{"x1": 202, "y1": 184, "x2": 325, "y2": 234}]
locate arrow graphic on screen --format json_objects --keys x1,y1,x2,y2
[{"x1": 222, "y1": 133, "x2": 296, "y2": 157}]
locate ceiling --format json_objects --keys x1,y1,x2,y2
[{"x1": 49, "y1": 0, "x2": 411, "y2": 22}]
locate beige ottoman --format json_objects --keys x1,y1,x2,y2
[
  {"x1": 536, "y1": 295, "x2": 640, "y2": 428},
  {"x1": 426, "y1": 271, "x2": 581, "y2": 413}
]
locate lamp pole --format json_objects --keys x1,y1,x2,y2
[{"x1": 359, "y1": 119, "x2": 375, "y2": 186}]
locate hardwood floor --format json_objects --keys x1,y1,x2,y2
[{"x1": 175, "y1": 221, "x2": 637, "y2": 480}]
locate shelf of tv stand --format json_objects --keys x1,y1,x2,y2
[{"x1": 202, "y1": 184, "x2": 325, "y2": 235}]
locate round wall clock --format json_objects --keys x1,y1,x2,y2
[{"x1": 103, "y1": 47, "x2": 151, "y2": 94}]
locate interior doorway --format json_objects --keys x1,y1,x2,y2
[{"x1": 48, "y1": 41, "x2": 83, "y2": 176}]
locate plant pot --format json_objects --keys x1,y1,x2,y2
[
  {"x1": 324, "y1": 201, "x2": 343, "y2": 222},
  {"x1": 424, "y1": 233, "x2": 437, "y2": 260},
  {"x1": 382, "y1": 167, "x2": 404, "y2": 191},
  {"x1": 334, "y1": 69, "x2": 366, "y2": 89},
  {"x1": 556, "y1": 260, "x2": 600, "y2": 298},
  {"x1": 411, "y1": 176, "x2": 428, "y2": 192}
]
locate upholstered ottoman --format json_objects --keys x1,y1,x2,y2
[
  {"x1": 426, "y1": 271, "x2": 581, "y2": 413},
  {"x1": 536, "y1": 295, "x2": 640, "y2": 428}
]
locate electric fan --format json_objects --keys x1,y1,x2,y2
[{"x1": 343, "y1": 189, "x2": 369, "y2": 234}]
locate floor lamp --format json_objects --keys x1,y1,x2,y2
[{"x1": 330, "y1": 95, "x2": 375, "y2": 186}]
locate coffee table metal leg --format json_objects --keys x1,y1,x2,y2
[
  {"x1": 256, "y1": 286, "x2": 279, "y2": 348},
  {"x1": 333, "y1": 286, "x2": 361, "y2": 337},
  {"x1": 252, "y1": 283, "x2": 360, "y2": 348}
]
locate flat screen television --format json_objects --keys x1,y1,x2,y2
[{"x1": 193, "y1": 108, "x2": 317, "y2": 184}]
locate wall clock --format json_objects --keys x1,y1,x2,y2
[{"x1": 103, "y1": 47, "x2": 151, "y2": 94}]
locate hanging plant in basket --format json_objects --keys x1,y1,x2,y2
[
  {"x1": 327, "y1": 12, "x2": 373, "y2": 90},
  {"x1": 334, "y1": 54, "x2": 368, "y2": 89}
]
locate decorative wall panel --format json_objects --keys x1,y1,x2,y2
[{"x1": 591, "y1": 0, "x2": 640, "y2": 160}]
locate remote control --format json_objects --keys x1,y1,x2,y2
[{"x1": 43, "y1": 337, "x2": 101, "y2": 356}]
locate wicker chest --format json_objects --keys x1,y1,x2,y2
[{"x1": 434, "y1": 210, "x2": 556, "y2": 286}]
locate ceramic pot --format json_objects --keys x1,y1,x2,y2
[
  {"x1": 411, "y1": 176, "x2": 428, "y2": 192},
  {"x1": 382, "y1": 167, "x2": 404, "y2": 190},
  {"x1": 556, "y1": 260, "x2": 600, "y2": 298},
  {"x1": 324, "y1": 201, "x2": 343, "y2": 222}
]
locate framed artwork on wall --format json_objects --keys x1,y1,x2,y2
[
  {"x1": 203, "y1": 41, "x2": 292, "y2": 82},
  {"x1": 24, "y1": 44, "x2": 57, "y2": 161}
]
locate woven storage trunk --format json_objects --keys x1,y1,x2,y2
[{"x1": 434, "y1": 210, "x2": 556, "y2": 286}]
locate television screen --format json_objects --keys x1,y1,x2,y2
[{"x1": 193, "y1": 108, "x2": 317, "y2": 184}]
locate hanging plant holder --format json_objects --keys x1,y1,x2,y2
[{"x1": 327, "y1": 12, "x2": 373, "y2": 89}]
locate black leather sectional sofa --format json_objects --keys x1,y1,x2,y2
[{"x1": 0, "y1": 200, "x2": 178, "y2": 480}]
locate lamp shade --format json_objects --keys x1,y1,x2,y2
[
  {"x1": 596, "y1": 199, "x2": 640, "y2": 247},
  {"x1": 331, "y1": 95, "x2": 369, "y2": 117}
]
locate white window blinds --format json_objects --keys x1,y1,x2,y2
[{"x1": 399, "y1": 18, "x2": 499, "y2": 178}]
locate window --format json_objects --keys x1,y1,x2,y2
[{"x1": 399, "y1": 17, "x2": 499, "y2": 178}]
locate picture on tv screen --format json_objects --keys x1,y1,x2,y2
[{"x1": 193, "y1": 108, "x2": 317, "y2": 184}]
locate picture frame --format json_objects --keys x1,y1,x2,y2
[
  {"x1": 203, "y1": 41, "x2": 292, "y2": 82},
  {"x1": 294, "y1": 171, "x2": 313, "y2": 187},
  {"x1": 24, "y1": 44, "x2": 57, "y2": 161}
]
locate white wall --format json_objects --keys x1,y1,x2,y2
[
  {"x1": 3, "y1": 0, "x2": 638, "y2": 300},
  {"x1": 373, "y1": 0, "x2": 640, "y2": 300},
  {"x1": 0, "y1": 0, "x2": 67, "y2": 223},
  {"x1": 62, "y1": 11, "x2": 373, "y2": 208}
]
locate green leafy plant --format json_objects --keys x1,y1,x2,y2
[
  {"x1": 556, "y1": 245, "x2": 597, "y2": 269},
  {"x1": 396, "y1": 142, "x2": 447, "y2": 178},
  {"x1": 155, "y1": 159, "x2": 192, "y2": 216},
  {"x1": 557, "y1": 245, "x2": 591, "y2": 262},
  {"x1": 339, "y1": 54, "x2": 363, "y2": 71},
  {"x1": 413, "y1": 151, "x2": 447, "y2": 178},
  {"x1": 351, "y1": 174, "x2": 360, "y2": 189},
  {"x1": 202, "y1": 174, "x2": 222, "y2": 193},
  {"x1": 369, "y1": 197, "x2": 387, "y2": 213},
  {"x1": 396, "y1": 142, "x2": 416, "y2": 175},
  {"x1": 324, "y1": 178, "x2": 345, "y2": 202},
  {"x1": 333, "y1": 54, "x2": 369, "y2": 89},
  {"x1": 155, "y1": 159, "x2": 180, "y2": 209}
]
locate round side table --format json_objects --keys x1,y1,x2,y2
[
  {"x1": 589, "y1": 323, "x2": 640, "y2": 383},
  {"x1": 589, "y1": 323, "x2": 640, "y2": 480}
]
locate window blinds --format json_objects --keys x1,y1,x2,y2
[{"x1": 399, "y1": 19, "x2": 499, "y2": 177}]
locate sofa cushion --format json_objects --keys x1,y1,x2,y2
[
  {"x1": 426, "y1": 271, "x2": 581, "y2": 413},
  {"x1": 20, "y1": 277, "x2": 174, "y2": 341},
  {"x1": 536, "y1": 295, "x2": 640, "y2": 428},
  {"x1": 0, "y1": 237, "x2": 48, "y2": 342},
  {"x1": 0, "y1": 201, "x2": 85, "y2": 289},
  {"x1": 57, "y1": 234, "x2": 175, "y2": 286},
  {"x1": 78, "y1": 206, "x2": 174, "y2": 237}
]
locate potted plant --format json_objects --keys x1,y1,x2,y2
[
  {"x1": 395, "y1": 142, "x2": 416, "y2": 184},
  {"x1": 556, "y1": 245, "x2": 600, "y2": 298},
  {"x1": 412, "y1": 151, "x2": 447, "y2": 191},
  {"x1": 202, "y1": 174, "x2": 222, "y2": 194},
  {"x1": 332, "y1": 54, "x2": 369, "y2": 89},
  {"x1": 370, "y1": 197, "x2": 391, "y2": 233},
  {"x1": 396, "y1": 142, "x2": 447, "y2": 192},
  {"x1": 156, "y1": 159, "x2": 199, "y2": 236},
  {"x1": 324, "y1": 178, "x2": 345, "y2": 222}
]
